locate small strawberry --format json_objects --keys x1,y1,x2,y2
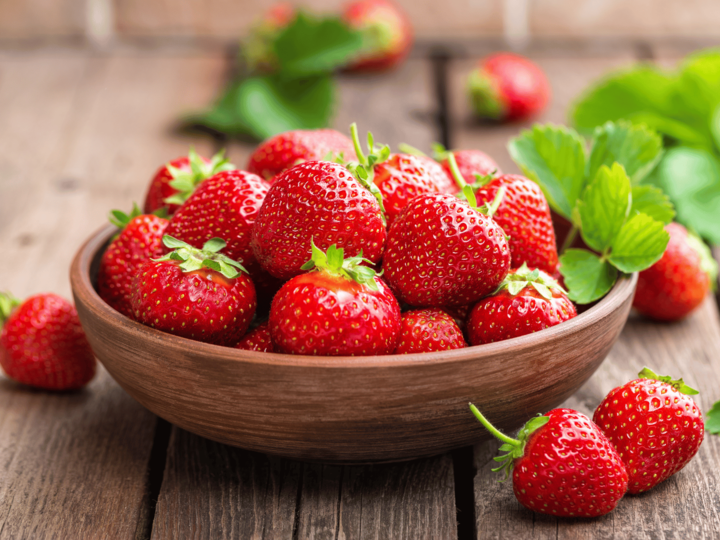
[
  {"x1": 143, "y1": 149, "x2": 234, "y2": 216},
  {"x1": 633, "y1": 223, "x2": 717, "y2": 321},
  {"x1": 0, "y1": 292, "x2": 96, "y2": 390},
  {"x1": 470, "y1": 404, "x2": 628, "y2": 517},
  {"x1": 382, "y1": 186, "x2": 510, "y2": 307},
  {"x1": 131, "y1": 236, "x2": 256, "y2": 346},
  {"x1": 467, "y1": 264, "x2": 576, "y2": 345},
  {"x1": 269, "y1": 242, "x2": 400, "y2": 356},
  {"x1": 97, "y1": 204, "x2": 169, "y2": 318},
  {"x1": 395, "y1": 308, "x2": 466, "y2": 354},
  {"x1": 242, "y1": 3, "x2": 296, "y2": 72},
  {"x1": 593, "y1": 367, "x2": 704, "y2": 494},
  {"x1": 251, "y1": 160, "x2": 386, "y2": 280},
  {"x1": 235, "y1": 321, "x2": 274, "y2": 352},
  {"x1": 467, "y1": 52, "x2": 550, "y2": 122},
  {"x1": 434, "y1": 144, "x2": 501, "y2": 192},
  {"x1": 247, "y1": 129, "x2": 357, "y2": 181},
  {"x1": 342, "y1": 0, "x2": 413, "y2": 72}
]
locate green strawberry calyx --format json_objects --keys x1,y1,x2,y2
[
  {"x1": 0, "y1": 292, "x2": 21, "y2": 327},
  {"x1": 469, "y1": 403, "x2": 549, "y2": 480},
  {"x1": 301, "y1": 239, "x2": 380, "y2": 292},
  {"x1": 108, "y1": 203, "x2": 168, "y2": 231},
  {"x1": 638, "y1": 367, "x2": 699, "y2": 395},
  {"x1": 494, "y1": 263, "x2": 567, "y2": 300},
  {"x1": 164, "y1": 148, "x2": 235, "y2": 207},
  {"x1": 462, "y1": 183, "x2": 505, "y2": 219},
  {"x1": 345, "y1": 123, "x2": 389, "y2": 215},
  {"x1": 467, "y1": 68, "x2": 507, "y2": 120},
  {"x1": 445, "y1": 151, "x2": 499, "y2": 196},
  {"x1": 154, "y1": 235, "x2": 247, "y2": 279}
]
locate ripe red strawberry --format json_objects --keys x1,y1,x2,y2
[
  {"x1": 251, "y1": 160, "x2": 386, "y2": 280},
  {"x1": 397, "y1": 144, "x2": 457, "y2": 194},
  {"x1": 467, "y1": 264, "x2": 576, "y2": 345},
  {"x1": 441, "y1": 304, "x2": 471, "y2": 331},
  {"x1": 131, "y1": 236, "x2": 256, "y2": 346},
  {"x1": 342, "y1": 0, "x2": 413, "y2": 72},
  {"x1": 470, "y1": 404, "x2": 628, "y2": 517},
  {"x1": 247, "y1": 129, "x2": 357, "y2": 181},
  {"x1": 593, "y1": 367, "x2": 704, "y2": 494},
  {"x1": 0, "y1": 292, "x2": 96, "y2": 390},
  {"x1": 395, "y1": 308, "x2": 466, "y2": 354},
  {"x1": 235, "y1": 322, "x2": 274, "y2": 352},
  {"x1": 143, "y1": 149, "x2": 234, "y2": 216},
  {"x1": 269, "y1": 242, "x2": 400, "y2": 356},
  {"x1": 97, "y1": 205, "x2": 169, "y2": 318},
  {"x1": 435, "y1": 145, "x2": 501, "y2": 191},
  {"x1": 468, "y1": 52, "x2": 550, "y2": 122},
  {"x1": 633, "y1": 223, "x2": 717, "y2": 321},
  {"x1": 382, "y1": 187, "x2": 510, "y2": 306}
]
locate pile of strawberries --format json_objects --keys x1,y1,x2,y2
[{"x1": 95, "y1": 124, "x2": 578, "y2": 356}]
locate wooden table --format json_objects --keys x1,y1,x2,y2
[{"x1": 1, "y1": 41, "x2": 719, "y2": 540}]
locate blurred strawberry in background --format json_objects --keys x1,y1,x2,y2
[{"x1": 242, "y1": 3, "x2": 296, "y2": 72}]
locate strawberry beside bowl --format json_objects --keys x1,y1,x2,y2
[{"x1": 71, "y1": 225, "x2": 637, "y2": 464}]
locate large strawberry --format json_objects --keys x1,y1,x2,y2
[
  {"x1": 593, "y1": 367, "x2": 704, "y2": 494},
  {"x1": 131, "y1": 236, "x2": 256, "y2": 346},
  {"x1": 97, "y1": 204, "x2": 169, "y2": 317},
  {"x1": 633, "y1": 223, "x2": 717, "y2": 321},
  {"x1": 382, "y1": 187, "x2": 510, "y2": 306},
  {"x1": 467, "y1": 52, "x2": 550, "y2": 122},
  {"x1": 467, "y1": 264, "x2": 576, "y2": 345},
  {"x1": 269, "y1": 242, "x2": 400, "y2": 356},
  {"x1": 470, "y1": 404, "x2": 628, "y2": 517},
  {"x1": 235, "y1": 321, "x2": 274, "y2": 352},
  {"x1": 251, "y1": 160, "x2": 386, "y2": 280},
  {"x1": 143, "y1": 149, "x2": 234, "y2": 216},
  {"x1": 247, "y1": 129, "x2": 357, "y2": 181},
  {"x1": 395, "y1": 308, "x2": 466, "y2": 354},
  {"x1": 435, "y1": 145, "x2": 501, "y2": 191},
  {"x1": 342, "y1": 0, "x2": 413, "y2": 72},
  {"x1": 0, "y1": 292, "x2": 96, "y2": 390}
]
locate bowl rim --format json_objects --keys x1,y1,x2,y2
[{"x1": 71, "y1": 225, "x2": 638, "y2": 369}]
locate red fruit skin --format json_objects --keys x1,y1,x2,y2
[
  {"x1": 383, "y1": 193, "x2": 511, "y2": 307},
  {"x1": 144, "y1": 155, "x2": 209, "y2": 215},
  {"x1": 251, "y1": 161, "x2": 387, "y2": 281},
  {"x1": 415, "y1": 155, "x2": 456, "y2": 193},
  {"x1": 441, "y1": 304, "x2": 471, "y2": 331},
  {"x1": 440, "y1": 150, "x2": 501, "y2": 190},
  {"x1": 235, "y1": 322, "x2": 274, "y2": 352},
  {"x1": 0, "y1": 294, "x2": 96, "y2": 390},
  {"x1": 97, "y1": 214, "x2": 169, "y2": 318},
  {"x1": 342, "y1": 0, "x2": 413, "y2": 72},
  {"x1": 269, "y1": 272, "x2": 400, "y2": 356},
  {"x1": 633, "y1": 223, "x2": 710, "y2": 321},
  {"x1": 373, "y1": 154, "x2": 439, "y2": 225},
  {"x1": 131, "y1": 260, "x2": 256, "y2": 346},
  {"x1": 247, "y1": 129, "x2": 357, "y2": 181},
  {"x1": 395, "y1": 308, "x2": 466, "y2": 354},
  {"x1": 513, "y1": 409, "x2": 628, "y2": 517},
  {"x1": 164, "y1": 170, "x2": 269, "y2": 273},
  {"x1": 467, "y1": 272, "x2": 576, "y2": 345},
  {"x1": 593, "y1": 378, "x2": 704, "y2": 494},
  {"x1": 475, "y1": 174, "x2": 558, "y2": 274}
]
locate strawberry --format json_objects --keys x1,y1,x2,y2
[
  {"x1": 467, "y1": 264, "x2": 576, "y2": 345},
  {"x1": 435, "y1": 145, "x2": 501, "y2": 192},
  {"x1": 382, "y1": 187, "x2": 510, "y2": 307},
  {"x1": 0, "y1": 292, "x2": 96, "y2": 390},
  {"x1": 470, "y1": 404, "x2": 628, "y2": 517},
  {"x1": 269, "y1": 242, "x2": 400, "y2": 356},
  {"x1": 131, "y1": 236, "x2": 256, "y2": 346},
  {"x1": 633, "y1": 223, "x2": 717, "y2": 321},
  {"x1": 251, "y1": 160, "x2": 387, "y2": 280},
  {"x1": 342, "y1": 0, "x2": 413, "y2": 72},
  {"x1": 593, "y1": 367, "x2": 704, "y2": 494},
  {"x1": 243, "y1": 3, "x2": 296, "y2": 72},
  {"x1": 397, "y1": 144, "x2": 457, "y2": 193},
  {"x1": 143, "y1": 149, "x2": 234, "y2": 216},
  {"x1": 97, "y1": 204, "x2": 169, "y2": 318},
  {"x1": 467, "y1": 52, "x2": 550, "y2": 122},
  {"x1": 247, "y1": 129, "x2": 357, "y2": 182},
  {"x1": 441, "y1": 304, "x2": 471, "y2": 331},
  {"x1": 395, "y1": 308, "x2": 466, "y2": 354},
  {"x1": 235, "y1": 321, "x2": 274, "y2": 352}
]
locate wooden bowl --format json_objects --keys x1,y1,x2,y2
[{"x1": 71, "y1": 225, "x2": 637, "y2": 464}]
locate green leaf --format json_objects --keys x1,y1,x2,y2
[
  {"x1": 162, "y1": 235, "x2": 192, "y2": 250},
  {"x1": 710, "y1": 104, "x2": 720, "y2": 151},
  {"x1": 508, "y1": 124, "x2": 587, "y2": 220},
  {"x1": 559, "y1": 249, "x2": 618, "y2": 304},
  {"x1": 185, "y1": 81, "x2": 254, "y2": 137},
  {"x1": 608, "y1": 213, "x2": 669, "y2": 273},
  {"x1": 630, "y1": 185, "x2": 675, "y2": 224},
  {"x1": 706, "y1": 400, "x2": 720, "y2": 434},
  {"x1": 203, "y1": 238, "x2": 227, "y2": 253},
  {"x1": 686, "y1": 231, "x2": 719, "y2": 287},
  {"x1": 578, "y1": 163, "x2": 632, "y2": 253},
  {"x1": 587, "y1": 121, "x2": 663, "y2": 184}
]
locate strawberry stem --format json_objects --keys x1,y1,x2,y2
[
  {"x1": 349, "y1": 123, "x2": 368, "y2": 166},
  {"x1": 469, "y1": 404, "x2": 519, "y2": 446},
  {"x1": 446, "y1": 152, "x2": 467, "y2": 191}
]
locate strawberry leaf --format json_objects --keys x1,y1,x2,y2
[
  {"x1": 559, "y1": 249, "x2": 618, "y2": 304},
  {"x1": 608, "y1": 213, "x2": 669, "y2": 273},
  {"x1": 706, "y1": 400, "x2": 720, "y2": 434},
  {"x1": 0, "y1": 292, "x2": 21, "y2": 327},
  {"x1": 630, "y1": 185, "x2": 675, "y2": 224}
]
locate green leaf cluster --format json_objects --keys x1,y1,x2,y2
[
  {"x1": 155, "y1": 236, "x2": 247, "y2": 279},
  {"x1": 571, "y1": 49, "x2": 720, "y2": 244},
  {"x1": 301, "y1": 240, "x2": 379, "y2": 291},
  {"x1": 186, "y1": 12, "x2": 364, "y2": 141}
]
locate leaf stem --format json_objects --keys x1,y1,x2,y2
[
  {"x1": 560, "y1": 225, "x2": 578, "y2": 254},
  {"x1": 349, "y1": 123, "x2": 367, "y2": 166},
  {"x1": 446, "y1": 152, "x2": 467, "y2": 191},
  {"x1": 469, "y1": 404, "x2": 519, "y2": 446}
]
